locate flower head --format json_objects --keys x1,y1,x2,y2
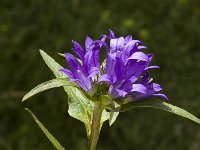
[
  {"x1": 60, "y1": 30, "x2": 168, "y2": 101},
  {"x1": 98, "y1": 30, "x2": 168, "y2": 101},
  {"x1": 59, "y1": 36, "x2": 102, "y2": 96}
]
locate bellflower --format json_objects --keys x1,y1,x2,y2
[
  {"x1": 59, "y1": 36, "x2": 102, "y2": 96},
  {"x1": 98, "y1": 30, "x2": 168, "y2": 101},
  {"x1": 60, "y1": 30, "x2": 168, "y2": 101}
]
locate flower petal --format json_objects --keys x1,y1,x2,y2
[
  {"x1": 110, "y1": 37, "x2": 124, "y2": 53},
  {"x1": 88, "y1": 67, "x2": 100, "y2": 78},
  {"x1": 114, "y1": 57, "x2": 126, "y2": 80},
  {"x1": 60, "y1": 68, "x2": 94, "y2": 96},
  {"x1": 128, "y1": 52, "x2": 149, "y2": 61},
  {"x1": 64, "y1": 53, "x2": 83, "y2": 71},
  {"x1": 109, "y1": 85, "x2": 128, "y2": 99},
  {"x1": 85, "y1": 36, "x2": 95, "y2": 51},
  {"x1": 145, "y1": 83, "x2": 163, "y2": 94},
  {"x1": 100, "y1": 36, "x2": 107, "y2": 48},
  {"x1": 98, "y1": 74, "x2": 113, "y2": 84},
  {"x1": 145, "y1": 66, "x2": 160, "y2": 70},
  {"x1": 131, "y1": 84, "x2": 147, "y2": 94},
  {"x1": 124, "y1": 35, "x2": 132, "y2": 44},
  {"x1": 138, "y1": 46, "x2": 147, "y2": 50},
  {"x1": 125, "y1": 61, "x2": 146, "y2": 83},
  {"x1": 147, "y1": 54, "x2": 153, "y2": 62},
  {"x1": 123, "y1": 40, "x2": 140, "y2": 59},
  {"x1": 84, "y1": 45, "x2": 100, "y2": 72},
  {"x1": 59, "y1": 68, "x2": 74, "y2": 79},
  {"x1": 72, "y1": 40, "x2": 85, "y2": 60},
  {"x1": 140, "y1": 73, "x2": 149, "y2": 84},
  {"x1": 105, "y1": 53, "x2": 116, "y2": 74},
  {"x1": 152, "y1": 83, "x2": 162, "y2": 92},
  {"x1": 73, "y1": 70, "x2": 93, "y2": 92},
  {"x1": 152, "y1": 94, "x2": 168, "y2": 100},
  {"x1": 109, "y1": 29, "x2": 116, "y2": 39}
]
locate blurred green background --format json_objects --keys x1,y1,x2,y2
[{"x1": 1, "y1": 0, "x2": 200, "y2": 149}]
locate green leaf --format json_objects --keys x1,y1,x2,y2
[
  {"x1": 121, "y1": 99, "x2": 200, "y2": 125},
  {"x1": 101, "y1": 109, "x2": 110, "y2": 125},
  {"x1": 22, "y1": 78, "x2": 75, "y2": 102},
  {"x1": 25, "y1": 108, "x2": 65, "y2": 150},
  {"x1": 64, "y1": 86, "x2": 110, "y2": 137},
  {"x1": 39, "y1": 50, "x2": 66, "y2": 78},
  {"x1": 64, "y1": 86, "x2": 94, "y2": 137},
  {"x1": 109, "y1": 102, "x2": 120, "y2": 126},
  {"x1": 109, "y1": 111, "x2": 119, "y2": 126}
]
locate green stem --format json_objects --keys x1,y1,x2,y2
[{"x1": 88, "y1": 103, "x2": 103, "y2": 150}]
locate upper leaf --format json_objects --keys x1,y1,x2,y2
[
  {"x1": 121, "y1": 99, "x2": 200, "y2": 125},
  {"x1": 40, "y1": 50, "x2": 66, "y2": 78},
  {"x1": 22, "y1": 78, "x2": 75, "y2": 101},
  {"x1": 101, "y1": 110, "x2": 110, "y2": 126},
  {"x1": 109, "y1": 102, "x2": 121, "y2": 126},
  {"x1": 64, "y1": 86, "x2": 110, "y2": 137},
  {"x1": 64, "y1": 86, "x2": 94, "y2": 137}
]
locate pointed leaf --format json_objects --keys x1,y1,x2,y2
[
  {"x1": 101, "y1": 109, "x2": 110, "y2": 126},
  {"x1": 22, "y1": 79, "x2": 75, "y2": 101},
  {"x1": 109, "y1": 102, "x2": 121, "y2": 126},
  {"x1": 64, "y1": 86, "x2": 94, "y2": 137},
  {"x1": 40, "y1": 50, "x2": 66, "y2": 78},
  {"x1": 121, "y1": 99, "x2": 200, "y2": 125},
  {"x1": 25, "y1": 108, "x2": 65, "y2": 150},
  {"x1": 109, "y1": 111, "x2": 119, "y2": 126},
  {"x1": 64, "y1": 86, "x2": 110, "y2": 137}
]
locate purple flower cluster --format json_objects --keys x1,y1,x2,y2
[{"x1": 60, "y1": 30, "x2": 168, "y2": 101}]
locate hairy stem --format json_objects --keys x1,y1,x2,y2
[{"x1": 88, "y1": 103, "x2": 103, "y2": 150}]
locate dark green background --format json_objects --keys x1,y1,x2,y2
[{"x1": 1, "y1": 0, "x2": 200, "y2": 149}]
